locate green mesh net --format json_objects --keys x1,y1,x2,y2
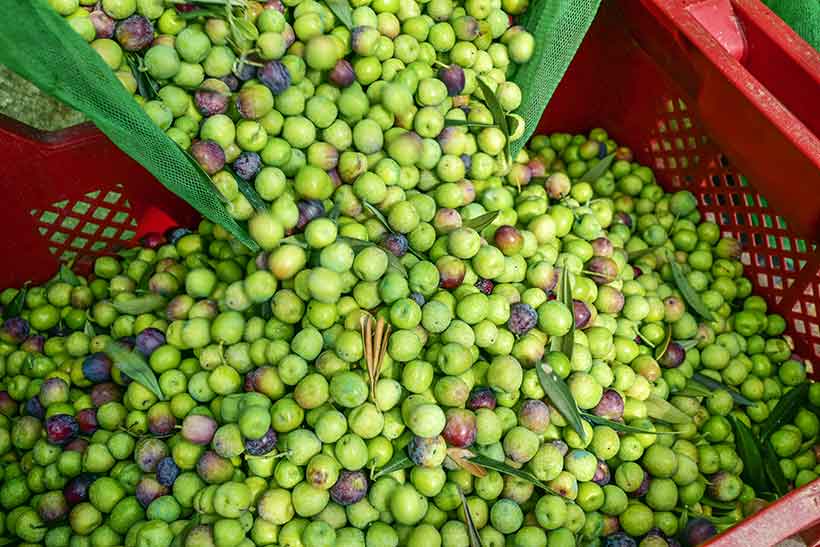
[
  {"x1": 0, "y1": 0, "x2": 600, "y2": 240},
  {"x1": 0, "y1": 0, "x2": 256, "y2": 249}
]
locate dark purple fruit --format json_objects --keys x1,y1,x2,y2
[
  {"x1": 46, "y1": 414, "x2": 79, "y2": 445},
  {"x1": 165, "y1": 227, "x2": 192, "y2": 245},
  {"x1": 64, "y1": 473, "x2": 96, "y2": 506},
  {"x1": 573, "y1": 300, "x2": 592, "y2": 329},
  {"x1": 494, "y1": 225, "x2": 523, "y2": 256},
  {"x1": 593, "y1": 389, "x2": 624, "y2": 420},
  {"x1": 234, "y1": 152, "x2": 262, "y2": 181},
  {"x1": 441, "y1": 408, "x2": 477, "y2": 448},
  {"x1": 244, "y1": 428, "x2": 278, "y2": 456},
  {"x1": 37, "y1": 490, "x2": 69, "y2": 522},
  {"x1": 659, "y1": 342, "x2": 685, "y2": 369},
  {"x1": 508, "y1": 302, "x2": 537, "y2": 335},
  {"x1": 136, "y1": 477, "x2": 168, "y2": 508},
  {"x1": 518, "y1": 399, "x2": 550, "y2": 433},
  {"x1": 196, "y1": 451, "x2": 235, "y2": 484},
  {"x1": 591, "y1": 236, "x2": 613, "y2": 258},
  {"x1": 191, "y1": 140, "x2": 226, "y2": 175},
  {"x1": 147, "y1": 404, "x2": 176, "y2": 436},
  {"x1": 0, "y1": 317, "x2": 30, "y2": 344},
  {"x1": 586, "y1": 256, "x2": 618, "y2": 285},
  {"x1": 439, "y1": 65, "x2": 465, "y2": 96},
  {"x1": 682, "y1": 518, "x2": 717, "y2": 547},
  {"x1": 220, "y1": 73, "x2": 241, "y2": 91},
  {"x1": 115, "y1": 15, "x2": 154, "y2": 51},
  {"x1": 194, "y1": 88, "x2": 230, "y2": 117},
  {"x1": 90, "y1": 10, "x2": 115, "y2": 38},
  {"x1": 82, "y1": 352, "x2": 113, "y2": 383},
  {"x1": 475, "y1": 278, "x2": 494, "y2": 295},
  {"x1": 25, "y1": 397, "x2": 45, "y2": 420},
  {"x1": 593, "y1": 459, "x2": 611, "y2": 486},
  {"x1": 329, "y1": 59, "x2": 355, "y2": 87},
  {"x1": 76, "y1": 408, "x2": 98, "y2": 435},
  {"x1": 22, "y1": 335, "x2": 45, "y2": 353},
  {"x1": 0, "y1": 391, "x2": 18, "y2": 417},
  {"x1": 156, "y1": 457, "x2": 181, "y2": 487},
  {"x1": 409, "y1": 292, "x2": 426, "y2": 306},
  {"x1": 629, "y1": 471, "x2": 650, "y2": 498},
  {"x1": 136, "y1": 328, "x2": 165, "y2": 357},
  {"x1": 91, "y1": 382, "x2": 122, "y2": 408},
  {"x1": 66, "y1": 439, "x2": 89, "y2": 453},
  {"x1": 467, "y1": 387, "x2": 496, "y2": 410},
  {"x1": 330, "y1": 470, "x2": 368, "y2": 506},
  {"x1": 233, "y1": 59, "x2": 258, "y2": 82},
  {"x1": 258, "y1": 61, "x2": 291, "y2": 94},
  {"x1": 296, "y1": 199, "x2": 325, "y2": 231},
  {"x1": 407, "y1": 435, "x2": 447, "y2": 467},
  {"x1": 603, "y1": 533, "x2": 637, "y2": 547},
  {"x1": 140, "y1": 232, "x2": 165, "y2": 248},
  {"x1": 381, "y1": 233, "x2": 409, "y2": 257}
]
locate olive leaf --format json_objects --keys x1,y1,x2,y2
[
  {"x1": 467, "y1": 453, "x2": 557, "y2": 495},
  {"x1": 581, "y1": 412, "x2": 678, "y2": 435},
  {"x1": 225, "y1": 167, "x2": 268, "y2": 213},
  {"x1": 730, "y1": 415, "x2": 768, "y2": 494},
  {"x1": 678, "y1": 506, "x2": 688, "y2": 534},
  {"x1": 644, "y1": 395, "x2": 692, "y2": 425},
  {"x1": 57, "y1": 264, "x2": 81, "y2": 287},
  {"x1": 84, "y1": 320, "x2": 97, "y2": 338},
  {"x1": 338, "y1": 236, "x2": 407, "y2": 277},
  {"x1": 549, "y1": 267, "x2": 575, "y2": 360},
  {"x1": 677, "y1": 339, "x2": 699, "y2": 350},
  {"x1": 475, "y1": 78, "x2": 511, "y2": 164},
  {"x1": 627, "y1": 246, "x2": 662, "y2": 261},
  {"x1": 653, "y1": 324, "x2": 673, "y2": 360},
  {"x1": 447, "y1": 448, "x2": 487, "y2": 478},
  {"x1": 463, "y1": 211, "x2": 499, "y2": 232},
  {"x1": 536, "y1": 359, "x2": 586, "y2": 441},
  {"x1": 578, "y1": 152, "x2": 615, "y2": 183},
  {"x1": 280, "y1": 233, "x2": 310, "y2": 249},
  {"x1": 762, "y1": 438, "x2": 789, "y2": 496},
  {"x1": 259, "y1": 300, "x2": 272, "y2": 320},
  {"x1": 105, "y1": 341, "x2": 164, "y2": 401},
  {"x1": 324, "y1": 0, "x2": 354, "y2": 30},
  {"x1": 457, "y1": 486, "x2": 484, "y2": 547},
  {"x1": 125, "y1": 53, "x2": 159, "y2": 100},
  {"x1": 176, "y1": 7, "x2": 223, "y2": 19},
  {"x1": 363, "y1": 202, "x2": 395, "y2": 234},
  {"x1": 5, "y1": 283, "x2": 29, "y2": 319},
  {"x1": 666, "y1": 251, "x2": 714, "y2": 320},
  {"x1": 691, "y1": 372, "x2": 755, "y2": 407},
  {"x1": 444, "y1": 119, "x2": 497, "y2": 128},
  {"x1": 699, "y1": 498, "x2": 738, "y2": 512},
  {"x1": 113, "y1": 294, "x2": 167, "y2": 315},
  {"x1": 759, "y1": 383, "x2": 810, "y2": 441},
  {"x1": 373, "y1": 451, "x2": 413, "y2": 479}
]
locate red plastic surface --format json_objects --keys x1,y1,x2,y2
[{"x1": 0, "y1": 0, "x2": 819, "y2": 543}]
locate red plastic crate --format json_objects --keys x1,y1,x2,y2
[{"x1": 0, "y1": 0, "x2": 819, "y2": 544}]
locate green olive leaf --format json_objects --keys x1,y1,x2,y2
[
  {"x1": 125, "y1": 53, "x2": 159, "y2": 100},
  {"x1": 759, "y1": 383, "x2": 810, "y2": 441},
  {"x1": 475, "y1": 78, "x2": 511, "y2": 164},
  {"x1": 324, "y1": 0, "x2": 354, "y2": 30},
  {"x1": 730, "y1": 415, "x2": 768, "y2": 494},
  {"x1": 84, "y1": 320, "x2": 97, "y2": 338},
  {"x1": 578, "y1": 152, "x2": 615, "y2": 183},
  {"x1": 654, "y1": 324, "x2": 673, "y2": 361},
  {"x1": 444, "y1": 119, "x2": 497, "y2": 128},
  {"x1": 363, "y1": 202, "x2": 395, "y2": 235},
  {"x1": 5, "y1": 284, "x2": 29, "y2": 319},
  {"x1": 581, "y1": 412, "x2": 679, "y2": 435},
  {"x1": 644, "y1": 395, "x2": 692, "y2": 425},
  {"x1": 699, "y1": 498, "x2": 738, "y2": 512},
  {"x1": 666, "y1": 251, "x2": 715, "y2": 320},
  {"x1": 467, "y1": 453, "x2": 557, "y2": 495},
  {"x1": 373, "y1": 451, "x2": 413, "y2": 479},
  {"x1": 224, "y1": 167, "x2": 268, "y2": 213},
  {"x1": 105, "y1": 341, "x2": 164, "y2": 401},
  {"x1": 762, "y1": 438, "x2": 789, "y2": 496},
  {"x1": 457, "y1": 486, "x2": 483, "y2": 547},
  {"x1": 627, "y1": 245, "x2": 662, "y2": 261},
  {"x1": 280, "y1": 234, "x2": 310, "y2": 249},
  {"x1": 338, "y1": 236, "x2": 407, "y2": 277},
  {"x1": 463, "y1": 211, "x2": 499, "y2": 232},
  {"x1": 113, "y1": 294, "x2": 167, "y2": 315},
  {"x1": 58, "y1": 264, "x2": 82, "y2": 287},
  {"x1": 691, "y1": 372, "x2": 755, "y2": 407},
  {"x1": 549, "y1": 267, "x2": 575, "y2": 360},
  {"x1": 536, "y1": 359, "x2": 586, "y2": 441},
  {"x1": 176, "y1": 7, "x2": 224, "y2": 19},
  {"x1": 677, "y1": 339, "x2": 699, "y2": 350},
  {"x1": 232, "y1": 16, "x2": 259, "y2": 42}
]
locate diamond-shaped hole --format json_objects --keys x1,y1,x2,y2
[
  {"x1": 120, "y1": 230, "x2": 136, "y2": 241},
  {"x1": 61, "y1": 216, "x2": 80, "y2": 230},
  {"x1": 92, "y1": 207, "x2": 111, "y2": 220},
  {"x1": 71, "y1": 237, "x2": 88, "y2": 249},
  {"x1": 59, "y1": 250, "x2": 77, "y2": 261},
  {"x1": 104, "y1": 191, "x2": 122, "y2": 204},
  {"x1": 112, "y1": 211, "x2": 129, "y2": 224},
  {"x1": 82, "y1": 222, "x2": 100, "y2": 235},
  {"x1": 50, "y1": 231, "x2": 68, "y2": 243},
  {"x1": 72, "y1": 201, "x2": 91, "y2": 215},
  {"x1": 91, "y1": 241, "x2": 107, "y2": 252},
  {"x1": 40, "y1": 210, "x2": 59, "y2": 224},
  {"x1": 102, "y1": 227, "x2": 118, "y2": 239}
]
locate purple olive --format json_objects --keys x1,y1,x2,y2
[
  {"x1": 76, "y1": 408, "x2": 98, "y2": 435},
  {"x1": 518, "y1": 400, "x2": 550, "y2": 433},
  {"x1": 593, "y1": 459, "x2": 611, "y2": 486},
  {"x1": 182, "y1": 415, "x2": 218, "y2": 445},
  {"x1": 614, "y1": 211, "x2": 633, "y2": 229},
  {"x1": 219, "y1": 74, "x2": 240, "y2": 91},
  {"x1": 629, "y1": 471, "x2": 650, "y2": 498},
  {"x1": 0, "y1": 391, "x2": 18, "y2": 417},
  {"x1": 190, "y1": 140, "x2": 226, "y2": 175},
  {"x1": 21, "y1": 335, "x2": 45, "y2": 353},
  {"x1": 602, "y1": 533, "x2": 636, "y2": 547},
  {"x1": 233, "y1": 59, "x2": 258, "y2": 82},
  {"x1": 233, "y1": 152, "x2": 262, "y2": 181},
  {"x1": 91, "y1": 382, "x2": 122, "y2": 408},
  {"x1": 593, "y1": 389, "x2": 624, "y2": 420},
  {"x1": 25, "y1": 396, "x2": 45, "y2": 420},
  {"x1": 586, "y1": 256, "x2": 618, "y2": 285},
  {"x1": 156, "y1": 457, "x2": 181, "y2": 487},
  {"x1": 66, "y1": 439, "x2": 89, "y2": 453},
  {"x1": 381, "y1": 233, "x2": 409, "y2": 257},
  {"x1": 136, "y1": 328, "x2": 166, "y2": 357},
  {"x1": 508, "y1": 303, "x2": 537, "y2": 335},
  {"x1": 329, "y1": 60, "x2": 355, "y2": 87},
  {"x1": 441, "y1": 409, "x2": 477, "y2": 448},
  {"x1": 64, "y1": 473, "x2": 96, "y2": 506},
  {"x1": 136, "y1": 477, "x2": 168, "y2": 508},
  {"x1": 194, "y1": 88, "x2": 230, "y2": 117},
  {"x1": 407, "y1": 435, "x2": 448, "y2": 467},
  {"x1": 90, "y1": 10, "x2": 115, "y2": 38},
  {"x1": 37, "y1": 490, "x2": 69, "y2": 523},
  {"x1": 591, "y1": 237, "x2": 614, "y2": 257},
  {"x1": 682, "y1": 518, "x2": 717, "y2": 546},
  {"x1": 0, "y1": 317, "x2": 30, "y2": 344},
  {"x1": 295, "y1": 199, "x2": 325, "y2": 231},
  {"x1": 494, "y1": 225, "x2": 524, "y2": 256},
  {"x1": 467, "y1": 387, "x2": 496, "y2": 410},
  {"x1": 245, "y1": 428, "x2": 278, "y2": 456},
  {"x1": 475, "y1": 278, "x2": 494, "y2": 295},
  {"x1": 258, "y1": 60, "x2": 291, "y2": 94},
  {"x1": 573, "y1": 300, "x2": 592, "y2": 329},
  {"x1": 659, "y1": 342, "x2": 685, "y2": 368},
  {"x1": 115, "y1": 15, "x2": 154, "y2": 52},
  {"x1": 82, "y1": 353, "x2": 113, "y2": 383},
  {"x1": 147, "y1": 404, "x2": 176, "y2": 436},
  {"x1": 330, "y1": 470, "x2": 368, "y2": 505},
  {"x1": 45, "y1": 414, "x2": 79, "y2": 446},
  {"x1": 135, "y1": 438, "x2": 169, "y2": 472},
  {"x1": 439, "y1": 65, "x2": 465, "y2": 96}
]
